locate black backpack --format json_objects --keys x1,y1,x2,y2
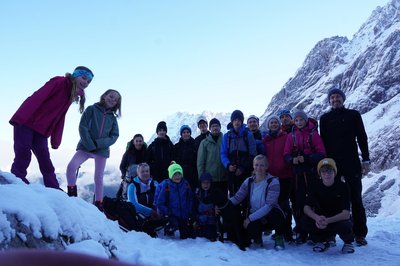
[{"x1": 102, "y1": 196, "x2": 145, "y2": 232}]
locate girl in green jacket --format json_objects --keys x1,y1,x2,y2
[{"x1": 66, "y1": 89, "x2": 121, "y2": 211}]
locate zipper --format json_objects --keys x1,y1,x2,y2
[{"x1": 99, "y1": 111, "x2": 106, "y2": 138}]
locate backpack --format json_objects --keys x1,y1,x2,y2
[{"x1": 102, "y1": 196, "x2": 145, "y2": 232}]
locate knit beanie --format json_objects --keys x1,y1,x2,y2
[
  {"x1": 317, "y1": 158, "x2": 337, "y2": 176},
  {"x1": 247, "y1": 115, "x2": 259, "y2": 124},
  {"x1": 328, "y1": 88, "x2": 346, "y2": 102},
  {"x1": 278, "y1": 109, "x2": 292, "y2": 119},
  {"x1": 197, "y1": 116, "x2": 208, "y2": 127},
  {"x1": 266, "y1": 115, "x2": 281, "y2": 130},
  {"x1": 156, "y1": 121, "x2": 167, "y2": 133},
  {"x1": 168, "y1": 161, "x2": 183, "y2": 179},
  {"x1": 209, "y1": 118, "x2": 221, "y2": 129},
  {"x1": 293, "y1": 110, "x2": 308, "y2": 122},
  {"x1": 230, "y1": 110, "x2": 244, "y2": 123},
  {"x1": 180, "y1": 125, "x2": 192, "y2": 136},
  {"x1": 200, "y1": 172, "x2": 212, "y2": 183}
]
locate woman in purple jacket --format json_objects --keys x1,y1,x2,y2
[{"x1": 9, "y1": 66, "x2": 93, "y2": 189}]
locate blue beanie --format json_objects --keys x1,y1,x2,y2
[
  {"x1": 278, "y1": 109, "x2": 292, "y2": 119},
  {"x1": 230, "y1": 110, "x2": 244, "y2": 123},
  {"x1": 200, "y1": 172, "x2": 212, "y2": 182},
  {"x1": 180, "y1": 125, "x2": 192, "y2": 136},
  {"x1": 328, "y1": 88, "x2": 346, "y2": 102}
]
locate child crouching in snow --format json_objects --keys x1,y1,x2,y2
[
  {"x1": 193, "y1": 172, "x2": 220, "y2": 241},
  {"x1": 155, "y1": 161, "x2": 194, "y2": 239}
]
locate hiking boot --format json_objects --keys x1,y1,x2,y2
[
  {"x1": 327, "y1": 235, "x2": 336, "y2": 247},
  {"x1": 295, "y1": 233, "x2": 308, "y2": 245},
  {"x1": 355, "y1": 236, "x2": 368, "y2": 246},
  {"x1": 67, "y1": 185, "x2": 77, "y2": 197},
  {"x1": 313, "y1": 242, "x2": 330, "y2": 252},
  {"x1": 274, "y1": 235, "x2": 285, "y2": 250},
  {"x1": 94, "y1": 201, "x2": 104, "y2": 212},
  {"x1": 342, "y1": 242, "x2": 355, "y2": 254}
]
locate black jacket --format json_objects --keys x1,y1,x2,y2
[
  {"x1": 173, "y1": 137, "x2": 198, "y2": 190},
  {"x1": 147, "y1": 136, "x2": 174, "y2": 183},
  {"x1": 119, "y1": 141, "x2": 147, "y2": 178},
  {"x1": 320, "y1": 107, "x2": 369, "y2": 176}
]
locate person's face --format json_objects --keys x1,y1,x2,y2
[
  {"x1": 181, "y1": 129, "x2": 191, "y2": 141},
  {"x1": 210, "y1": 124, "x2": 221, "y2": 135},
  {"x1": 253, "y1": 159, "x2": 268, "y2": 175},
  {"x1": 280, "y1": 114, "x2": 292, "y2": 126},
  {"x1": 157, "y1": 129, "x2": 167, "y2": 138},
  {"x1": 171, "y1": 172, "x2": 183, "y2": 183},
  {"x1": 75, "y1": 75, "x2": 92, "y2": 91},
  {"x1": 329, "y1": 93, "x2": 344, "y2": 109},
  {"x1": 103, "y1": 91, "x2": 120, "y2": 109},
  {"x1": 268, "y1": 119, "x2": 280, "y2": 132},
  {"x1": 320, "y1": 167, "x2": 335, "y2": 186},
  {"x1": 198, "y1": 121, "x2": 208, "y2": 133},
  {"x1": 133, "y1": 137, "x2": 144, "y2": 150},
  {"x1": 232, "y1": 119, "x2": 242, "y2": 131},
  {"x1": 294, "y1": 117, "x2": 306, "y2": 129},
  {"x1": 247, "y1": 118, "x2": 259, "y2": 132},
  {"x1": 138, "y1": 166, "x2": 151, "y2": 183},
  {"x1": 201, "y1": 180, "x2": 211, "y2": 190}
]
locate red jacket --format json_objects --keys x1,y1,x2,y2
[
  {"x1": 263, "y1": 131, "x2": 292, "y2": 179},
  {"x1": 10, "y1": 76, "x2": 75, "y2": 149},
  {"x1": 284, "y1": 119, "x2": 326, "y2": 158}
]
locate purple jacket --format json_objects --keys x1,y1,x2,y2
[{"x1": 10, "y1": 76, "x2": 75, "y2": 149}]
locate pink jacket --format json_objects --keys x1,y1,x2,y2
[
  {"x1": 10, "y1": 76, "x2": 74, "y2": 149},
  {"x1": 284, "y1": 119, "x2": 326, "y2": 157},
  {"x1": 263, "y1": 131, "x2": 293, "y2": 179}
]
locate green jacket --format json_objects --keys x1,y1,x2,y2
[
  {"x1": 197, "y1": 132, "x2": 227, "y2": 182},
  {"x1": 77, "y1": 103, "x2": 119, "y2": 158}
]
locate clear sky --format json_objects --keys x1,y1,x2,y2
[{"x1": 0, "y1": 0, "x2": 389, "y2": 170}]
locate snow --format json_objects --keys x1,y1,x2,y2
[{"x1": 1, "y1": 171, "x2": 400, "y2": 266}]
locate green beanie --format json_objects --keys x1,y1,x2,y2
[{"x1": 168, "y1": 161, "x2": 183, "y2": 179}]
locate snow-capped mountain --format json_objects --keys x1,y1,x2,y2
[
  {"x1": 147, "y1": 111, "x2": 231, "y2": 144},
  {"x1": 260, "y1": 0, "x2": 400, "y2": 173}
]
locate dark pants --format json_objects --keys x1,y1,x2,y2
[
  {"x1": 168, "y1": 216, "x2": 194, "y2": 239},
  {"x1": 212, "y1": 181, "x2": 228, "y2": 197},
  {"x1": 247, "y1": 208, "x2": 286, "y2": 242},
  {"x1": 11, "y1": 125, "x2": 59, "y2": 189},
  {"x1": 197, "y1": 224, "x2": 218, "y2": 241},
  {"x1": 278, "y1": 178, "x2": 294, "y2": 238},
  {"x1": 301, "y1": 216, "x2": 354, "y2": 243},
  {"x1": 227, "y1": 171, "x2": 247, "y2": 197},
  {"x1": 343, "y1": 173, "x2": 368, "y2": 237}
]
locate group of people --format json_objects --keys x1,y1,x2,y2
[{"x1": 9, "y1": 67, "x2": 370, "y2": 254}]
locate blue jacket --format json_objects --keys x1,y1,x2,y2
[
  {"x1": 220, "y1": 124, "x2": 256, "y2": 173},
  {"x1": 127, "y1": 176, "x2": 158, "y2": 217},
  {"x1": 155, "y1": 178, "x2": 193, "y2": 220}
]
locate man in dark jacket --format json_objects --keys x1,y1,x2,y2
[
  {"x1": 147, "y1": 121, "x2": 174, "y2": 183},
  {"x1": 195, "y1": 116, "x2": 210, "y2": 147},
  {"x1": 320, "y1": 88, "x2": 370, "y2": 246}
]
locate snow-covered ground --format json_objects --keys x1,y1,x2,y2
[{"x1": 1, "y1": 170, "x2": 399, "y2": 266}]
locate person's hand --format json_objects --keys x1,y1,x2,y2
[
  {"x1": 235, "y1": 168, "x2": 243, "y2": 176},
  {"x1": 362, "y1": 161, "x2": 370, "y2": 176},
  {"x1": 228, "y1": 164, "x2": 237, "y2": 172},
  {"x1": 298, "y1": 156, "x2": 304, "y2": 163},
  {"x1": 315, "y1": 215, "x2": 328, "y2": 229},
  {"x1": 243, "y1": 218, "x2": 251, "y2": 229},
  {"x1": 293, "y1": 157, "x2": 299, "y2": 165}
]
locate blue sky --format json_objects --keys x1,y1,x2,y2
[{"x1": 0, "y1": 0, "x2": 389, "y2": 170}]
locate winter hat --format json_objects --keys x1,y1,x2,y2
[
  {"x1": 72, "y1": 66, "x2": 94, "y2": 79},
  {"x1": 209, "y1": 118, "x2": 221, "y2": 129},
  {"x1": 293, "y1": 110, "x2": 308, "y2": 121},
  {"x1": 200, "y1": 172, "x2": 212, "y2": 183},
  {"x1": 168, "y1": 161, "x2": 183, "y2": 179},
  {"x1": 317, "y1": 158, "x2": 337, "y2": 176},
  {"x1": 197, "y1": 116, "x2": 208, "y2": 127},
  {"x1": 156, "y1": 121, "x2": 167, "y2": 133},
  {"x1": 266, "y1": 115, "x2": 281, "y2": 129},
  {"x1": 247, "y1": 115, "x2": 259, "y2": 124},
  {"x1": 328, "y1": 88, "x2": 346, "y2": 102},
  {"x1": 230, "y1": 110, "x2": 244, "y2": 123},
  {"x1": 278, "y1": 109, "x2": 292, "y2": 119},
  {"x1": 180, "y1": 125, "x2": 192, "y2": 136}
]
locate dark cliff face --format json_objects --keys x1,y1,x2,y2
[{"x1": 260, "y1": 0, "x2": 400, "y2": 172}]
